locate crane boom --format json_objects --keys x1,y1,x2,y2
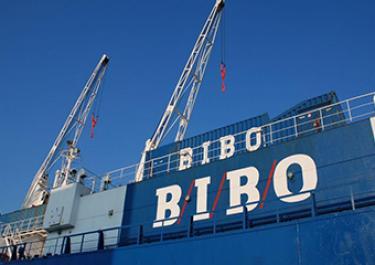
[
  {"x1": 135, "y1": 0, "x2": 224, "y2": 182},
  {"x1": 22, "y1": 54, "x2": 109, "y2": 208},
  {"x1": 175, "y1": 9, "x2": 222, "y2": 142}
]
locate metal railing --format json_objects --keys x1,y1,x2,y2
[
  {"x1": 0, "y1": 216, "x2": 45, "y2": 237},
  {"x1": 82, "y1": 92, "x2": 375, "y2": 193},
  {"x1": 1, "y1": 93, "x2": 373, "y2": 262},
  {"x1": 1, "y1": 168, "x2": 375, "y2": 262}
]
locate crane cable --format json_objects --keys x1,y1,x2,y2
[
  {"x1": 219, "y1": 8, "x2": 227, "y2": 92},
  {"x1": 91, "y1": 80, "x2": 105, "y2": 139}
]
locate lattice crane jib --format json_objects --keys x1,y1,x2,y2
[
  {"x1": 22, "y1": 55, "x2": 110, "y2": 209},
  {"x1": 135, "y1": 0, "x2": 225, "y2": 182}
]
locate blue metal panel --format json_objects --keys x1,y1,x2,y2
[
  {"x1": 6, "y1": 208, "x2": 375, "y2": 265},
  {"x1": 122, "y1": 119, "x2": 375, "y2": 237},
  {"x1": 143, "y1": 113, "x2": 270, "y2": 179},
  {"x1": 143, "y1": 92, "x2": 349, "y2": 179},
  {"x1": 299, "y1": 210, "x2": 375, "y2": 265},
  {"x1": 4, "y1": 93, "x2": 375, "y2": 265},
  {"x1": 270, "y1": 91, "x2": 346, "y2": 143},
  {"x1": 272, "y1": 91, "x2": 339, "y2": 121},
  {"x1": 148, "y1": 113, "x2": 270, "y2": 159}
]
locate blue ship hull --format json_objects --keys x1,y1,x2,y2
[
  {"x1": 8, "y1": 208, "x2": 375, "y2": 265},
  {"x1": 2, "y1": 92, "x2": 375, "y2": 265}
]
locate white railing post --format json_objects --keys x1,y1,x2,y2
[
  {"x1": 91, "y1": 178, "x2": 96, "y2": 193},
  {"x1": 294, "y1": 117, "x2": 298, "y2": 137},
  {"x1": 19, "y1": 219, "x2": 24, "y2": 232},
  {"x1": 150, "y1": 160, "x2": 154, "y2": 177},
  {"x1": 28, "y1": 218, "x2": 33, "y2": 232},
  {"x1": 319, "y1": 109, "x2": 324, "y2": 130},
  {"x1": 167, "y1": 154, "x2": 171, "y2": 173},
  {"x1": 269, "y1": 125, "x2": 273, "y2": 144},
  {"x1": 262, "y1": 129, "x2": 266, "y2": 147},
  {"x1": 346, "y1": 100, "x2": 353, "y2": 122}
]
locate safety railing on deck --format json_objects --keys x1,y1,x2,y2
[
  {"x1": 82, "y1": 92, "x2": 375, "y2": 193},
  {"x1": 0, "y1": 216, "x2": 45, "y2": 237},
  {"x1": 2, "y1": 92, "x2": 372, "y2": 262},
  {"x1": 1, "y1": 167, "x2": 375, "y2": 262}
]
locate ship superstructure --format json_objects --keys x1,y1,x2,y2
[
  {"x1": 1, "y1": 1, "x2": 375, "y2": 264},
  {"x1": 1, "y1": 90, "x2": 374, "y2": 264}
]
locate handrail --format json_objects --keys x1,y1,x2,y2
[
  {"x1": 81, "y1": 91, "x2": 375, "y2": 192},
  {"x1": 1, "y1": 176, "x2": 374, "y2": 262},
  {"x1": 0, "y1": 215, "x2": 45, "y2": 237}
]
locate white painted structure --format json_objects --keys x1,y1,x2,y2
[
  {"x1": 43, "y1": 184, "x2": 127, "y2": 254},
  {"x1": 23, "y1": 55, "x2": 109, "y2": 209},
  {"x1": 135, "y1": 0, "x2": 225, "y2": 182}
]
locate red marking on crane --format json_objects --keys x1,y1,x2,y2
[
  {"x1": 210, "y1": 172, "x2": 227, "y2": 218},
  {"x1": 177, "y1": 180, "x2": 195, "y2": 224},
  {"x1": 220, "y1": 63, "x2": 227, "y2": 92},
  {"x1": 259, "y1": 160, "x2": 278, "y2": 209},
  {"x1": 90, "y1": 114, "x2": 98, "y2": 139}
]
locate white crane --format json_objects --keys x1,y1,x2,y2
[
  {"x1": 135, "y1": 0, "x2": 225, "y2": 182},
  {"x1": 22, "y1": 54, "x2": 110, "y2": 208}
]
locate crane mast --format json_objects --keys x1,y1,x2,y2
[
  {"x1": 22, "y1": 54, "x2": 109, "y2": 209},
  {"x1": 135, "y1": 0, "x2": 224, "y2": 182}
]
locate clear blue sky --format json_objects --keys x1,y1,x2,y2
[{"x1": 0, "y1": 0, "x2": 374, "y2": 213}]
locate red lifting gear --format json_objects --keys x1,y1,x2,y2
[
  {"x1": 90, "y1": 114, "x2": 98, "y2": 139},
  {"x1": 220, "y1": 62, "x2": 227, "y2": 92}
]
